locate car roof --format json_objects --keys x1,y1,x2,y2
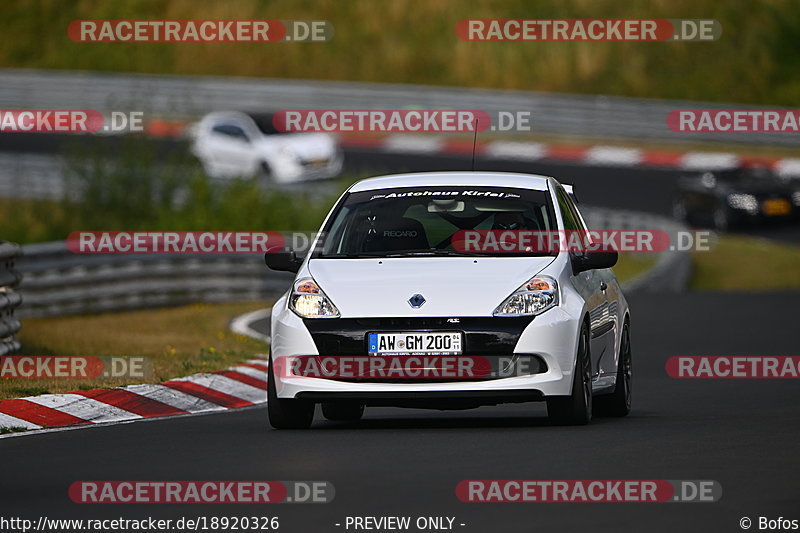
[
  {"x1": 349, "y1": 172, "x2": 554, "y2": 192},
  {"x1": 201, "y1": 111, "x2": 253, "y2": 123}
]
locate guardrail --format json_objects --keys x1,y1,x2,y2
[
  {"x1": 0, "y1": 153, "x2": 67, "y2": 200},
  {"x1": 16, "y1": 242, "x2": 293, "y2": 318},
  {"x1": 0, "y1": 68, "x2": 796, "y2": 147},
  {"x1": 14, "y1": 208, "x2": 689, "y2": 319},
  {"x1": 583, "y1": 207, "x2": 691, "y2": 293},
  {"x1": 0, "y1": 242, "x2": 23, "y2": 355}
]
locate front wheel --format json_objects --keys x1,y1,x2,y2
[
  {"x1": 594, "y1": 322, "x2": 632, "y2": 417},
  {"x1": 255, "y1": 160, "x2": 278, "y2": 191},
  {"x1": 267, "y1": 354, "x2": 315, "y2": 429},
  {"x1": 713, "y1": 205, "x2": 730, "y2": 232},
  {"x1": 672, "y1": 198, "x2": 689, "y2": 223},
  {"x1": 547, "y1": 323, "x2": 592, "y2": 426}
]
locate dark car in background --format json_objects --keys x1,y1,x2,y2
[{"x1": 672, "y1": 167, "x2": 800, "y2": 231}]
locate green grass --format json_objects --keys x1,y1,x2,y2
[
  {"x1": 0, "y1": 427, "x2": 29, "y2": 435},
  {"x1": 3, "y1": 301, "x2": 270, "y2": 399},
  {"x1": 612, "y1": 253, "x2": 658, "y2": 283},
  {"x1": 0, "y1": 0, "x2": 798, "y2": 105},
  {"x1": 0, "y1": 135, "x2": 351, "y2": 244},
  {"x1": 691, "y1": 235, "x2": 800, "y2": 290},
  {"x1": 3, "y1": 386, "x2": 50, "y2": 397}
]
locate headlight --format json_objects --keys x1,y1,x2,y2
[
  {"x1": 289, "y1": 278, "x2": 340, "y2": 318},
  {"x1": 493, "y1": 276, "x2": 558, "y2": 317},
  {"x1": 727, "y1": 193, "x2": 758, "y2": 213},
  {"x1": 792, "y1": 191, "x2": 800, "y2": 207},
  {"x1": 278, "y1": 146, "x2": 300, "y2": 162}
]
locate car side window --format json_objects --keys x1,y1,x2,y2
[
  {"x1": 564, "y1": 191, "x2": 590, "y2": 233},
  {"x1": 557, "y1": 186, "x2": 595, "y2": 259},
  {"x1": 556, "y1": 187, "x2": 580, "y2": 231},
  {"x1": 211, "y1": 124, "x2": 250, "y2": 142}
]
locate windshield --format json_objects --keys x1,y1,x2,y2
[
  {"x1": 315, "y1": 186, "x2": 557, "y2": 258},
  {"x1": 249, "y1": 113, "x2": 283, "y2": 135},
  {"x1": 716, "y1": 167, "x2": 780, "y2": 183}
]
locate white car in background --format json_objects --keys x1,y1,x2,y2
[
  {"x1": 264, "y1": 172, "x2": 632, "y2": 429},
  {"x1": 190, "y1": 111, "x2": 343, "y2": 183}
]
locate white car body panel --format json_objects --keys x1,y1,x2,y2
[
  {"x1": 190, "y1": 111, "x2": 343, "y2": 183},
  {"x1": 308, "y1": 256, "x2": 555, "y2": 318}
]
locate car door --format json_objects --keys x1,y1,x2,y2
[
  {"x1": 556, "y1": 187, "x2": 612, "y2": 380},
  {"x1": 679, "y1": 176, "x2": 702, "y2": 217},
  {"x1": 696, "y1": 172, "x2": 720, "y2": 222},
  {"x1": 205, "y1": 123, "x2": 258, "y2": 176}
]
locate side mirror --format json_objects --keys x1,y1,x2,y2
[
  {"x1": 265, "y1": 251, "x2": 303, "y2": 273},
  {"x1": 572, "y1": 251, "x2": 618, "y2": 274}
]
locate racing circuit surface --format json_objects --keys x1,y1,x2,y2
[
  {"x1": 2, "y1": 292, "x2": 798, "y2": 532},
  {"x1": 4, "y1": 131, "x2": 800, "y2": 244},
  {"x1": 2, "y1": 135, "x2": 799, "y2": 531}
]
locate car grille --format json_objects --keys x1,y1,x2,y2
[
  {"x1": 303, "y1": 316, "x2": 534, "y2": 356},
  {"x1": 300, "y1": 317, "x2": 545, "y2": 383}
]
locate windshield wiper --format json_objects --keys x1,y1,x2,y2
[
  {"x1": 320, "y1": 250, "x2": 554, "y2": 259},
  {"x1": 380, "y1": 250, "x2": 497, "y2": 257},
  {"x1": 318, "y1": 253, "x2": 384, "y2": 259}
]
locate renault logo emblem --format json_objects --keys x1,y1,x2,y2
[{"x1": 408, "y1": 294, "x2": 426, "y2": 308}]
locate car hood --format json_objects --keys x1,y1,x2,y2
[
  {"x1": 307, "y1": 256, "x2": 556, "y2": 318},
  {"x1": 254, "y1": 133, "x2": 336, "y2": 160}
]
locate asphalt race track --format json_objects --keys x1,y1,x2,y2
[
  {"x1": 3, "y1": 132, "x2": 799, "y2": 243},
  {"x1": 2, "y1": 134, "x2": 799, "y2": 531},
  {"x1": 2, "y1": 292, "x2": 798, "y2": 532},
  {"x1": 344, "y1": 147, "x2": 800, "y2": 244},
  {"x1": 346, "y1": 147, "x2": 682, "y2": 213}
]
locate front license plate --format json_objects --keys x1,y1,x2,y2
[
  {"x1": 367, "y1": 332, "x2": 462, "y2": 356},
  {"x1": 762, "y1": 199, "x2": 791, "y2": 216}
]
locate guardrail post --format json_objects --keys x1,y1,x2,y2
[{"x1": 0, "y1": 241, "x2": 23, "y2": 356}]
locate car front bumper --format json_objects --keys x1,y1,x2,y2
[{"x1": 270, "y1": 298, "x2": 582, "y2": 402}]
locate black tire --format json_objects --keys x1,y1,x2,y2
[
  {"x1": 713, "y1": 205, "x2": 730, "y2": 232},
  {"x1": 672, "y1": 199, "x2": 689, "y2": 224},
  {"x1": 547, "y1": 323, "x2": 592, "y2": 426},
  {"x1": 593, "y1": 321, "x2": 632, "y2": 417},
  {"x1": 257, "y1": 161, "x2": 274, "y2": 190},
  {"x1": 267, "y1": 354, "x2": 315, "y2": 429},
  {"x1": 322, "y1": 401, "x2": 365, "y2": 422},
  {"x1": 260, "y1": 161, "x2": 273, "y2": 179}
]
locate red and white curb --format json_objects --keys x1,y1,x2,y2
[
  {"x1": 144, "y1": 120, "x2": 800, "y2": 176},
  {"x1": 337, "y1": 134, "x2": 800, "y2": 175},
  {"x1": 0, "y1": 358, "x2": 270, "y2": 436},
  {"x1": 229, "y1": 308, "x2": 271, "y2": 343}
]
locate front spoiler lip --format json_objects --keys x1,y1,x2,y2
[
  {"x1": 278, "y1": 353, "x2": 548, "y2": 383},
  {"x1": 295, "y1": 389, "x2": 544, "y2": 408}
]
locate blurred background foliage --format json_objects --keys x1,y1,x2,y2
[
  {"x1": 0, "y1": 0, "x2": 797, "y2": 104},
  {"x1": 0, "y1": 136, "x2": 343, "y2": 243}
]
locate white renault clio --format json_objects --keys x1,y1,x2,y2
[
  {"x1": 190, "y1": 111, "x2": 343, "y2": 183},
  {"x1": 265, "y1": 172, "x2": 631, "y2": 428}
]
